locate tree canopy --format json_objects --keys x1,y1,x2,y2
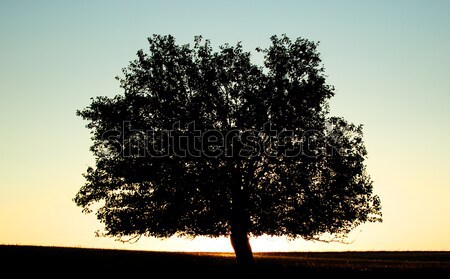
[{"x1": 75, "y1": 34, "x2": 382, "y2": 262}]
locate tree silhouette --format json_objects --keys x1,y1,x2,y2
[{"x1": 75, "y1": 34, "x2": 382, "y2": 265}]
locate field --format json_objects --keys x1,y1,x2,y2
[{"x1": 0, "y1": 245, "x2": 449, "y2": 274}]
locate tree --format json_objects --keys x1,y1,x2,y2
[{"x1": 75, "y1": 34, "x2": 382, "y2": 265}]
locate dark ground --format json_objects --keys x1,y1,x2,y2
[{"x1": 0, "y1": 245, "x2": 449, "y2": 275}]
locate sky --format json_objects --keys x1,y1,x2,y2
[{"x1": 1, "y1": 0, "x2": 449, "y2": 252}]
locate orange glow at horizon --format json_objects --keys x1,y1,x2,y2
[{"x1": 1, "y1": 0, "x2": 450, "y2": 253}]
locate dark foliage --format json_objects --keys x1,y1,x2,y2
[{"x1": 75, "y1": 34, "x2": 381, "y2": 247}]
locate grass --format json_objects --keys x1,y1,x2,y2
[{"x1": 0, "y1": 245, "x2": 449, "y2": 274}]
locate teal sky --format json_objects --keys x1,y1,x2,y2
[{"x1": 1, "y1": 0, "x2": 449, "y2": 252}]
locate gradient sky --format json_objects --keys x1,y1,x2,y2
[{"x1": 1, "y1": 0, "x2": 449, "y2": 252}]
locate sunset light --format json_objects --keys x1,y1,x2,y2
[{"x1": 1, "y1": 0, "x2": 450, "y2": 260}]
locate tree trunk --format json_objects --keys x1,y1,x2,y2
[
  {"x1": 230, "y1": 226, "x2": 254, "y2": 266},
  {"x1": 230, "y1": 182, "x2": 254, "y2": 266}
]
